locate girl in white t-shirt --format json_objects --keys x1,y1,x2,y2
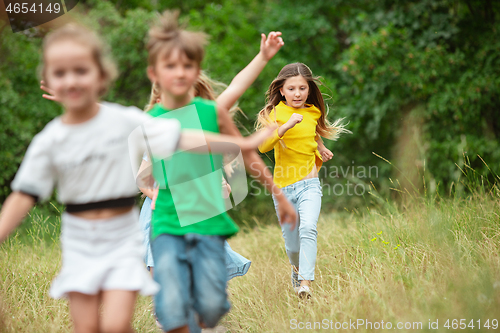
[{"x1": 0, "y1": 23, "x2": 272, "y2": 333}]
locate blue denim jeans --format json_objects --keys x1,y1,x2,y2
[
  {"x1": 273, "y1": 178, "x2": 322, "y2": 281},
  {"x1": 139, "y1": 199, "x2": 251, "y2": 278},
  {"x1": 138, "y1": 197, "x2": 154, "y2": 268},
  {"x1": 152, "y1": 233, "x2": 230, "y2": 332}
]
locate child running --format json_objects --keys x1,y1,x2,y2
[
  {"x1": 139, "y1": 77, "x2": 252, "y2": 281},
  {"x1": 0, "y1": 23, "x2": 274, "y2": 333},
  {"x1": 256, "y1": 63, "x2": 351, "y2": 299},
  {"x1": 143, "y1": 11, "x2": 296, "y2": 333}
]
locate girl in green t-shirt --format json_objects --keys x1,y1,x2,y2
[{"x1": 143, "y1": 10, "x2": 297, "y2": 333}]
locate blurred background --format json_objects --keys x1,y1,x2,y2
[{"x1": 1, "y1": 0, "x2": 499, "y2": 225}]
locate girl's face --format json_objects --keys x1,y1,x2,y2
[
  {"x1": 149, "y1": 48, "x2": 200, "y2": 99},
  {"x1": 44, "y1": 40, "x2": 103, "y2": 113},
  {"x1": 280, "y1": 75, "x2": 309, "y2": 109}
]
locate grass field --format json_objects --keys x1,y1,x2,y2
[{"x1": 1, "y1": 187, "x2": 499, "y2": 332}]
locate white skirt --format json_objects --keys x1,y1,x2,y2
[{"x1": 50, "y1": 208, "x2": 160, "y2": 299}]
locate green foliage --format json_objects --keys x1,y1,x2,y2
[
  {"x1": 1, "y1": 0, "x2": 499, "y2": 219},
  {"x1": 0, "y1": 29, "x2": 62, "y2": 200}
]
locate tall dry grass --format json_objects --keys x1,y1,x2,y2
[
  {"x1": 223, "y1": 193, "x2": 499, "y2": 332},
  {"x1": 1, "y1": 159, "x2": 499, "y2": 332}
]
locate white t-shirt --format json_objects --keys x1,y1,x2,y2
[{"x1": 11, "y1": 102, "x2": 180, "y2": 208}]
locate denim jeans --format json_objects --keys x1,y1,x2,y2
[
  {"x1": 273, "y1": 177, "x2": 322, "y2": 281},
  {"x1": 139, "y1": 199, "x2": 251, "y2": 278},
  {"x1": 151, "y1": 233, "x2": 230, "y2": 332}
]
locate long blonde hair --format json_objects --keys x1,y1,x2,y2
[{"x1": 255, "y1": 63, "x2": 350, "y2": 140}]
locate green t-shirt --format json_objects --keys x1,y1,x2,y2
[{"x1": 148, "y1": 97, "x2": 239, "y2": 239}]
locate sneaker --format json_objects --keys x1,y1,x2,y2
[{"x1": 297, "y1": 285, "x2": 311, "y2": 299}]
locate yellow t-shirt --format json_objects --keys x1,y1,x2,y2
[{"x1": 258, "y1": 101, "x2": 323, "y2": 188}]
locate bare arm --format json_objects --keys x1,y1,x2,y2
[
  {"x1": 0, "y1": 192, "x2": 35, "y2": 243},
  {"x1": 258, "y1": 112, "x2": 303, "y2": 153},
  {"x1": 179, "y1": 127, "x2": 276, "y2": 153},
  {"x1": 216, "y1": 32, "x2": 284, "y2": 111}
]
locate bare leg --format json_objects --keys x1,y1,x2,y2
[
  {"x1": 68, "y1": 292, "x2": 100, "y2": 333},
  {"x1": 100, "y1": 290, "x2": 138, "y2": 333}
]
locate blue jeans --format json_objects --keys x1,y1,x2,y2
[
  {"x1": 273, "y1": 178, "x2": 322, "y2": 281},
  {"x1": 152, "y1": 233, "x2": 230, "y2": 332},
  {"x1": 138, "y1": 197, "x2": 154, "y2": 268},
  {"x1": 139, "y1": 198, "x2": 251, "y2": 279}
]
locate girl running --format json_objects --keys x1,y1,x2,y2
[
  {"x1": 143, "y1": 11, "x2": 296, "y2": 333},
  {"x1": 256, "y1": 63, "x2": 350, "y2": 299},
  {"x1": 0, "y1": 23, "x2": 273, "y2": 333},
  {"x1": 139, "y1": 77, "x2": 252, "y2": 281}
]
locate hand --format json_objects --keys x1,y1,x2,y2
[
  {"x1": 224, "y1": 161, "x2": 235, "y2": 177},
  {"x1": 318, "y1": 146, "x2": 333, "y2": 162},
  {"x1": 275, "y1": 195, "x2": 297, "y2": 231},
  {"x1": 221, "y1": 178, "x2": 231, "y2": 199},
  {"x1": 260, "y1": 31, "x2": 284, "y2": 61},
  {"x1": 284, "y1": 113, "x2": 303, "y2": 130},
  {"x1": 40, "y1": 80, "x2": 60, "y2": 102}
]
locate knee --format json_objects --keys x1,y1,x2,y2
[
  {"x1": 299, "y1": 223, "x2": 317, "y2": 239},
  {"x1": 196, "y1": 296, "x2": 230, "y2": 328}
]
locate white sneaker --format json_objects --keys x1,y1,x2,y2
[{"x1": 297, "y1": 285, "x2": 311, "y2": 299}]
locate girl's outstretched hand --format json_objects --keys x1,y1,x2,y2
[
  {"x1": 260, "y1": 31, "x2": 284, "y2": 61},
  {"x1": 40, "y1": 80, "x2": 60, "y2": 102}
]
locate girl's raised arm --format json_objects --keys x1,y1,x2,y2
[{"x1": 216, "y1": 32, "x2": 284, "y2": 113}]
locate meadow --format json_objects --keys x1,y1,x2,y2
[{"x1": 1, "y1": 182, "x2": 499, "y2": 332}]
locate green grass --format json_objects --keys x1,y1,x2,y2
[
  {"x1": 222, "y1": 194, "x2": 500, "y2": 332},
  {"x1": 1, "y1": 189, "x2": 499, "y2": 332}
]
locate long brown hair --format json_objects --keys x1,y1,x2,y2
[{"x1": 256, "y1": 63, "x2": 350, "y2": 140}]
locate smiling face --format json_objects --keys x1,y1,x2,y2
[
  {"x1": 148, "y1": 48, "x2": 200, "y2": 101},
  {"x1": 280, "y1": 75, "x2": 310, "y2": 109},
  {"x1": 44, "y1": 40, "x2": 103, "y2": 113}
]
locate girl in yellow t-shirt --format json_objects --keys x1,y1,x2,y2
[{"x1": 256, "y1": 63, "x2": 350, "y2": 298}]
